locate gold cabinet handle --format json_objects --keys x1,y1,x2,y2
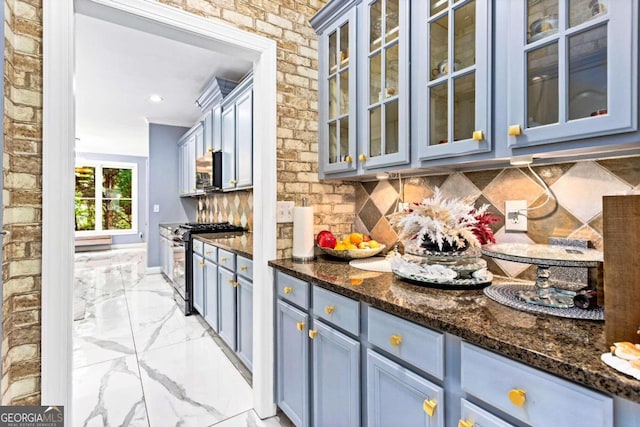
[
  {"x1": 324, "y1": 305, "x2": 335, "y2": 315},
  {"x1": 358, "y1": 154, "x2": 367, "y2": 161},
  {"x1": 283, "y1": 286, "x2": 293, "y2": 294},
  {"x1": 458, "y1": 420, "x2": 474, "y2": 427},
  {"x1": 508, "y1": 388, "x2": 526, "y2": 407},
  {"x1": 296, "y1": 322, "x2": 305, "y2": 331},
  {"x1": 472, "y1": 130, "x2": 484, "y2": 141},
  {"x1": 227, "y1": 278, "x2": 234, "y2": 284},
  {"x1": 205, "y1": 251, "x2": 213, "y2": 255},
  {"x1": 423, "y1": 399, "x2": 437, "y2": 417},
  {"x1": 508, "y1": 124, "x2": 522, "y2": 136},
  {"x1": 233, "y1": 281, "x2": 239, "y2": 288},
  {"x1": 240, "y1": 266, "x2": 248, "y2": 271},
  {"x1": 208, "y1": 147, "x2": 214, "y2": 152},
  {"x1": 345, "y1": 155, "x2": 353, "y2": 163},
  {"x1": 220, "y1": 257, "x2": 228, "y2": 262},
  {"x1": 309, "y1": 329, "x2": 318, "y2": 339},
  {"x1": 230, "y1": 179, "x2": 238, "y2": 185},
  {"x1": 389, "y1": 335, "x2": 403, "y2": 347},
  {"x1": 198, "y1": 262, "x2": 205, "y2": 267}
]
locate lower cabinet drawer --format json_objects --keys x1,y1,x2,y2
[
  {"x1": 368, "y1": 307, "x2": 444, "y2": 380},
  {"x1": 312, "y1": 286, "x2": 359, "y2": 335},
  {"x1": 192, "y1": 239, "x2": 204, "y2": 255},
  {"x1": 203, "y1": 243, "x2": 217, "y2": 262},
  {"x1": 460, "y1": 399, "x2": 514, "y2": 427},
  {"x1": 367, "y1": 349, "x2": 444, "y2": 427},
  {"x1": 276, "y1": 271, "x2": 309, "y2": 309},
  {"x1": 237, "y1": 255, "x2": 253, "y2": 279},
  {"x1": 461, "y1": 343, "x2": 613, "y2": 427},
  {"x1": 217, "y1": 248, "x2": 236, "y2": 271}
]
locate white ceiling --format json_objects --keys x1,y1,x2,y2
[{"x1": 75, "y1": 13, "x2": 253, "y2": 156}]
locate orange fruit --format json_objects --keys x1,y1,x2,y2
[{"x1": 349, "y1": 232, "x2": 364, "y2": 245}]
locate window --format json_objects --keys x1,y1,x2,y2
[{"x1": 75, "y1": 161, "x2": 137, "y2": 234}]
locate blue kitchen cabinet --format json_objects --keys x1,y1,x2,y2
[
  {"x1": 203, "y1": 259, "x2": 218, "y2": 331},
  {"x1": 310, "y1": 319, "x2": 360, "y2": 427},
  {"x1": 503, "y1": 0, "x2": 637, "y2": 150},
  {"x1": 412, "y1": 0, "x2": 492, "y2": 162},
  {"x1": 236, "y1": 275, "x2": 253, "y2": 369},
  {"x1": 192, "y1": 253, "x2": 204, "y2": 314},
  {"x1": 315, "y1": 4, "x2": 358, "y2": 176},
  {"x1": 221, "y1": 76, "x2": 253, "y2": 191},
  {"x1": 276, "y1": 300, "x2": 310, "y2": 427},
  {"x1": 194, "y1": 123, "x2": 204, "y2": 161},
  {"x1": 367, "y1": 349, "x2": 445, "y2": 427},
  {"x1": 218, "y1": 266, "x2": 237, "y2": 350},
  {"x1": 212, "y1": 105, "x2": 222, "y2": 152}
]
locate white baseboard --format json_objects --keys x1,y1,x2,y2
[
  {"x1": 111, "y1": 242, "x2": 147, "y2": 250},
  {"x1": 146, "y1": 266, "x2": 161, "y2": 275}
]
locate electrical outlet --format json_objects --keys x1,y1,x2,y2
[
  {"x1": 276, "y1": 201, "x2": 295, "y2": 223},
  {"x1": 505, "y1": 200, "x2": 528, "y2": 231},
  {"x1": 153, "y1": 204, "x2": 160, "y2": 213}
]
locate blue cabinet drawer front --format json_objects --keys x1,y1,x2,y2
[
  {"x1": 460, "y1": 399, "x2": 514, "y2": 427},
  {"x1": 203, "y1": 244, "x2": 217, "y2": 262},
  {"x1": 276, "y1": 271, "x2": 309, "y2": 309},
  {"x1": 237, "y1": 255, "x2": 253, "y2": 279},
  {"x1": 461, "y1": 343, "x2": 613, "y2": 427},
  {"x1": 367, "y1": 349, "x2": 444, "y2": 427},
  {"x1": 312, "y1": 286, "x2": 359, "y2": 335},
  {"x1": 367, "y1": 307, "x2": 444, "y2": 380},
  {"x1": 217, "y1": 248, "x2": 236, "y2": 271},
  {"x1": 192, "y1": 239, "x2": 204, "y2": 255}
]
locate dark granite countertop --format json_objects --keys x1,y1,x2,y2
[
  {"x1": 194, "y1": 232, "x2": 253, "y2": 259},
  {"x1": 269, "y1": 255, "x2": 640, "y2": 403}
]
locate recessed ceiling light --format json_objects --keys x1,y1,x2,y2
[{"x1": 149, "y1": 94, "x2": 164, "y2": 103}]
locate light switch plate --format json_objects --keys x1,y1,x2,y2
[
  {"x1": 153, "y1": 204, "x2": 160, "y2": 213},
  {"x1": 276, "y1": 201, "x2": 294, "y2": 223},
  {"x1": 505, "y1": 200, "x2": 527, "y2": 231}
]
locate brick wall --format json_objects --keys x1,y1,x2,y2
[
  {"x1": 2, "y1": 0, "x2": 43, "y2": 405},
  {"x1": 160, "y1": 0, "x2": 358, "y2": 259}
]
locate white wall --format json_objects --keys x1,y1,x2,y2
[{"x1": 75, "y1": 131, "x2": 149, "y2": 157}]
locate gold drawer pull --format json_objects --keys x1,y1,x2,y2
[
  {"x1": 227, "y1": 278, "x2": 234, "y2": 284},
  {"x1": 508, "y1": 124, "x2": 522, "y2": 136},
  {"x1": 389, "y1": 335, "x2": 403, "y2": 347},
  {"x1": 472, "y1": 130, "x2": 484, "y2": 141},
  {"x1": 220, "y1": 257, "x2": 228, "y2": 262},
  {"x1": 309, "y1": 329, "x2": 318, "y2": 339},
  {"x1": 458, "y1": 420, "x2": 473, "y2": 427},
  {"x1": 230, "y1": 179, "x2": 237, "y2": 185},
  {"x1": 283, "y1": 286, "x2": 293, "y2": 294},
  {"x1": 423, "y1": 399, "x2": 437, "y2": 417},
  {"x1": 358, "y1": 154, "x2": 367, "y2": 161},
  {"x1": 208, "y1": 147, "x2": 214, "y2": 152},
  {"x1": 240, "y1": 265, "x2": 248, "y2": 271},
  {"x1": 198, "y1": 262, "x2": 205, "y2": 267},
  {"x1": 296, "y1": 322, "x2": 305, "y2": 331},
  {"x1": 205, "y1": 251, "x2": 213, "y2": 255},
  {"x1": 345, "y1": 155, "x2": 353, "y2": 163},
  {"x1": 324, "y1": 305, "x2": 335, "y2": 315},
  {"x1": 508, "y1": 388, "x2": 526, "y2": 407}
]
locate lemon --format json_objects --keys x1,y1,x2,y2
[
  {"x1": 334, "y1": 243, "x2": 347, "y2": 251},
  {"x1": 369, "y1": 240, "x2": 380, "y2": 248}
]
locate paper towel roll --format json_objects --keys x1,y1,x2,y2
[{"x1": 293, "y1": 205, "x2": 314, "y2": 261}]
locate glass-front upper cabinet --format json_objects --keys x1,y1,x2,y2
[
  {"x1": 318, "y1": 8, "x2": 357, "y2": 175},
  {"x1": 414, "y1": 0, "x2": 491, "y2": 161},
  {"x1": 506, "y1": 0, "x2": 636, "y2": 148},
  {"x1": 360, "y1": 0, "x2": 410, "y2": 169}
]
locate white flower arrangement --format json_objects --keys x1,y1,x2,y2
[{"x1": 388, "y1": 187, "x2": 497, "y2": 252}]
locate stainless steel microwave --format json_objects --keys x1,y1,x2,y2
[{"x1": 195, "y1": 150, "x2": 222, "y2": 191}]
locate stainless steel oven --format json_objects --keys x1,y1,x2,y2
[{"x1": 171, "y1": 238, "x2": 186, "y2": 312}]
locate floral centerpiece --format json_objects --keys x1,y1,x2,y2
[{"x1": 388, "y1": 188, "x2": 498, "y2": 254}]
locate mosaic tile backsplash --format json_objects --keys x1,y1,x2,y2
[
  {"x1": 355, "y1": 157, "x2": 640, "y2": 280},
  {"x1": 197, "y1": 190, "x2": 253, "y2": 230}
]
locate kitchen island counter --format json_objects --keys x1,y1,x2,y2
[{"x1": 269, "y1": 255, "x2": 640, "y2": 403}]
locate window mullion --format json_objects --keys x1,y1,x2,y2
[{"x1": 95, "y1": 165, "x2": 102, "y2": 231}]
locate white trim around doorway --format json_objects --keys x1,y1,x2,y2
[{"x1": 42, "y1": 0, "x2": 277, "y2": 421}]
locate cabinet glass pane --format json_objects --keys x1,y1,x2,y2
[
  {"x1": 340, "y1": 71, "x2": 349, "y2": 115},
  {"x1": 329, "y1": 122, "x2": 337, "y2": 163},
  {"x1": 527, "y1": 42, "x2": 559, "y2": 127},
  {"x1": 527, "y1": 0, "x2": 558, "y2": 43},
  {"x1": 454, "y1": 73, "x2": 475, "y2": 142},
  {"x1": 340, "y1": 118, "x2": 349, "y2": 160},
  {"x1": 370, "y1": 0, "x2": 383, "y2": 51},
  {"x1": 386, "y1": 0, "x2": 399, "y2": 43},
  {"x1": 454, "y1": 1, "x2": 475, "y2": 70},
  {"x1": 339, "y1": 22, "x2": 349, "y2": 66},
  {"x1": 430, "y1": 82, "x2": 448, "y2": 145},
  {"x1": 385, "y1": 43, "x2": 399, "y2": 99},
  {"x1": 329, "y1": 77, "x2": 337, "y2": 119},
  {"x1": 430, "y1": 0, "x2": 447, "y2": 16},
  {"x1": 329, "y1": 31, "x2": 337, "y2": 72},
  {"x1": 568, "y1": 25, "x2": 607, "y2": 120},
  {"x1": 370, "y1": 107, "x2": 382, "y2": 157},
  {"x1": 569, "y1": 0, "x2": 607, "y2": 28},
  {"x1": 370, "y1": 52, "x2": 382, "y2": 104},
  {"x1": 430, "y1": 13, "x2": 449, "y2": 80},
  {"x1": 385, "y1": 100, "x2": 399, "y2": 154}
]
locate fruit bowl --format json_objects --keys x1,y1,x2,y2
[{"x1": 318, "y1": 244, "x2": 386, "y2": 260}]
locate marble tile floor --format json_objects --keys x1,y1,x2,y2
[{"x1": 73, "y1": 248, "x2": 292, "y2": 427}]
